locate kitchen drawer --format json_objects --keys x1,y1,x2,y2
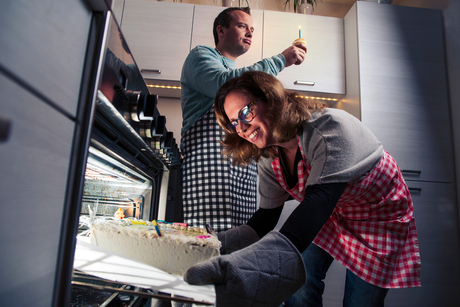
[
  {"x1": 319, "y1": 181, "x2": 460, "y2": 306},
  {"x1": 385, "y1": 181, "x2": 460, "y2": 306}
]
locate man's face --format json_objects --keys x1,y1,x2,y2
[{"x1": 219, "y1": 10, "x2": 254, "y2": 59}]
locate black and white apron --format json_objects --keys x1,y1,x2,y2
[{"x1": 181, "y1": 106, "x2": 258, "y2": 232}]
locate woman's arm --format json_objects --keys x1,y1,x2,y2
[
  {"x1": 280, "y1": 182, "x2": 347, "y2": 253},
  {"x1": 246, "y1": 205, "x2": 284, "y2": 238}
]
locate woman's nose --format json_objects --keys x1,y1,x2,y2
[{"x1": 238, "y1": 121, "x2": 250, "y2": 134}]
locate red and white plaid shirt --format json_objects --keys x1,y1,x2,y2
[{"x1": 271, "y1": 138, "x2": 421, "y2": 289}]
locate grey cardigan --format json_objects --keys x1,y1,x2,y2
[{"x1": 258, "y1": 108, "x2": 384, "y2": 209}]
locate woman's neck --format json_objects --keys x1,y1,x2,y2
[
  {"x1": 278, "y1": 138, "x2": 298, "y2": 176},
  {"x1": 279, "y1": 138, "x2": 298, "y2": 155}
]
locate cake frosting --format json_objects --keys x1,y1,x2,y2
[
  {"x1": 90, "y1": 218, "x2": 221, "y2": 276},
  {"x1": 292, "y1": 38, "x2": 307, "y2": 47}
]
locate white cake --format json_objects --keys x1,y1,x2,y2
[{"x1": 90, "y1": 218, "x2": 221, "y2": 276}]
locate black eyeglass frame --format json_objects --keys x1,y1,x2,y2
[{"x1": 226, "y1": 96, "x2": 264, "y2": 134}]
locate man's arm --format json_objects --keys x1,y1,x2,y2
[{"x1": 182, "y1": 46, "x2": 287, "y2": 98}]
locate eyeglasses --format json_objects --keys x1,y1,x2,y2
[{"x1": 226, "y1": 96, "x2": 264, "y2": 134}]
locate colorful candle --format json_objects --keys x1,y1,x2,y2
[
  {"x1": 299, "y1": 26, "x2": 301, "y2": 38},
  {"x1": 153, "y1": 220, "x2": 162, "y2": 236}
]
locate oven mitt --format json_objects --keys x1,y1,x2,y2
[
  {"x1": 184, "y1": 231, "x2": 306, "y2": 307},
  {"x1": 217, "y1": 224, "x2": 260, "y2": 255}
]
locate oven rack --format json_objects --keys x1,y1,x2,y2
[
  {"x1": 81, "y1": 194, "x2": 143, "y2": 220},
  {"x1": 71, "y1": 270, "x2": 213, "y2": 306}
]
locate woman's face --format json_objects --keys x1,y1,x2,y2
[{"x1": 224, "y1": 91, "x2": 275, "y2": 149}]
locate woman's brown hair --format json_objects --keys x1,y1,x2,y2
[{"x1": 215, "y1": 71, "x2": 327, "y2": 166}]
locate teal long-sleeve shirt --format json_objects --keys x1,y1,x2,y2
[{"x1": 180, "y1": 45, "x2": 286, "y2": 138}]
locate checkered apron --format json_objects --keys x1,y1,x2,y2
[
  {"x1": 181, "y1": 106, "x2": 258, "y2": 232},
  {"x1": 271, "y1": 138, "x2": 421, "y2": 288}
]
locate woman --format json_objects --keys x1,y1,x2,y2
[{"x1": 184, "y1": 71, "x2": 421, "y2": 307}]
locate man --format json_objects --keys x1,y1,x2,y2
[{"x1": 180, "y1": 7, "x2": 306, "y2": 232}]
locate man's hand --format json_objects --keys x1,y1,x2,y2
[{"x1": 282, "y1": 44, "x2": 307, "y2": 67}]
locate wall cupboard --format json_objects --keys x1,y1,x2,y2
[
  {"x1": 263, "y1": 10, "x2": 345, "y2": 96},
  {"x1": 121, "y1": 1, "x2": 194, "y2": 82},
  {"x1": 118, "y1": 0, "x2": 345, "y2": 97}
]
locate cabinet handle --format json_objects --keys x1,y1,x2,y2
[
  {"x1": 408, "y1": 187, "x2": 422, "y2": 193},
  {"x1": 141, "y1": 69, "x2": 161, "y2": 75},
  {"x1": 401, "y1": 169, "x2": 422, "y2": 175},
  {"x1": 0, "y1": 113, "x2": 11, "y2": 142},
  {"x1": 294, "y1": 81, "x2": 315, "y2": 86}
]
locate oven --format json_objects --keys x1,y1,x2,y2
[{"x1": 68, "y1": 3, "x2": 188, "y2": 306}]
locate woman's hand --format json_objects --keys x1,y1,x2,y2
[{"x1": 184, "y1": 231, "x2": 306, "y2": 307}]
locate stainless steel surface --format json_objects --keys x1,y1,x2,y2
[
  {"x1": 294, "y1": 80, "x2": 316, "y2": 86},
  {"x1": 141, "y1": 69, "x2": 161, "y2": 75}
]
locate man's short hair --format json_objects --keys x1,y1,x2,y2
[{"x1": 213, "y1": 7, "x2": 251, "y2": 46}]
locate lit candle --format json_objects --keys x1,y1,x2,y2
[{"x1": 299, "y1": 26, "x2": 301, "y2": 38}]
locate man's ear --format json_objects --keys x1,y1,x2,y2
[{"x1": 216, "y1": 25, "x2": 226, "y2": 39}]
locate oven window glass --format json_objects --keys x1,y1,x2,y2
[{"x1": 78, "y1": 146, "x2": 153, "y2": 234}]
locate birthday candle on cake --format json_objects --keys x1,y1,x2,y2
[
  {"x1": 153, "y1": 220, "x2": 162, "y2": 236},
  {"x1": 299, "y1": 25, "x2": 301, "y2": 39}
]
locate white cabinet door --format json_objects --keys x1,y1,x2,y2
[
  {"x1": 121, "y1": 0, "x2": 194, "y2": 82},
  {"x1": 190, "y1": 5, "x2": 263, "y2": 68},
  {"x1": 0, "y1": 74, "x2": 75, "y2": 307},
  {"x1": 263, "y1": 11, "x2": 345, "y2": 95},
  {"x1": 352, "y1": 2, "x2": 454, "y2": 183},
  {"x1": 385, "y1": 181, "x2": 460, "y2": 306}
]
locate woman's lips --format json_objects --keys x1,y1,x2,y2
[{"x1": 248, "y1": 127, "x2": 260, "y2": 142}]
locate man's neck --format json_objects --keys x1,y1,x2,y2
[{"x1": 215, "y1": 45, "x2": 237, "y2": 61}]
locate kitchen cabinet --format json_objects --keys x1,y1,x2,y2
[
  {"x1": 111, "y1": 0, "x2": 125, "y2": 24},
  {"x1": 344, "y1": 1, "x2": 454, "y2": 183},
  {"x1": 339, "y1": 2, "x2": 460, "y2": 306},
  {"x1": 385, "y1": 181, "x2": 460, "y2": 306},
  {"x1": 121, "y1": 0, "x2": 194, "y2": 82},
  {"x1": 190, "y1": 5, "x2": 264, "y2": 69},
  {"x1": 263, "y1": 10, "x2": 345, "y2": 96}
]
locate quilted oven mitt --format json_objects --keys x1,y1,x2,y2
[
  {"x1": 217, "y1": 224, "x2": 260, "y2": 255},
  {"x1": 184, "y1": 231, "x2": 306, "y2": 307}
]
